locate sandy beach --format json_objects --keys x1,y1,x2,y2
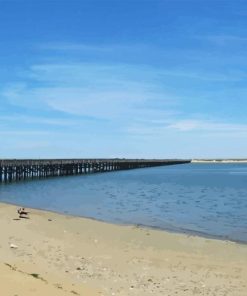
[{"x1": 0, "y1": 202, "x2": 246, "y2": 296}]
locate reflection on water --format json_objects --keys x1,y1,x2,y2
[{"x1": 0, "y1": 163, "x2": 247, "y2": 243}]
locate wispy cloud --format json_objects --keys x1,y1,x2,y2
[
  {"x1": 0, "y1": 114, "x2": 94, "y2": 127},
  {"x1": 36, "y1": 41, "x2": 247, "y2": 83},
  {"x1": 0, "y1": 130, "x2": 52, "y2": 136},
  {"x1": 3, "y1": 62, "x2": 176, "y2": 120},
  {"x1": 167, "y1": 119, "x2": 247, "y2": 133},
  {"x1": 38, "y1": 42, "x2": 141, "y2": 53},
  {"x1": 128, "y1": 119, "x2": 247, "y2": 138},
  {"x1": 3, "y1": 59, "x2": 247, "y2": 139}
]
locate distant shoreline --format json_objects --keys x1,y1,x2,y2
[{"x1": 192, "y1": 159, "x2": 247, "y2": 163}]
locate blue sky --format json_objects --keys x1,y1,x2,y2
[{"x1": 1, "y1": 0, "x2": 247, "y2": 158}]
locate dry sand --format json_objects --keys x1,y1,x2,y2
[{"x1": 0, "y1": 202, "x2": 246, "y2": 296}]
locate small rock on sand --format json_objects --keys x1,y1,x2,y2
[{"x1": 10, "y1": 243, "x2": 18, "y2": 249}]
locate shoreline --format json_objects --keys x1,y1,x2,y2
[
  {"x1": 1, "y1": 202, "x2": 247, "y2": 295},
  {"x1": 2, "y1": 200, "x2": 247, "y2": 246}
]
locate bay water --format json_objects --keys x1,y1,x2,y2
[{"x1": 0, "y1": 163, "x2": 247, "y2": 243}]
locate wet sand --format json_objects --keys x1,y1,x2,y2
[{"x1": 0, "y1": 202, "x2": 246, "y2": 295}]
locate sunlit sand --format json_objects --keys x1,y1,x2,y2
[{"x1": 1, "y1": 202, "x2": 246, "y2": 295}]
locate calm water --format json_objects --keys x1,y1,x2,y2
[{"x1": 0, "y1": 163, "x2": 247, "y2": 243}]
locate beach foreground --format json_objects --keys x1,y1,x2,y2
[{"x1": 0, "y1": 203, "x2": 246, "y2": 295}]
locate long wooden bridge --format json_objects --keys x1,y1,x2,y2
[{"x1": 0, "y1": 159, "x2": 191, "y2": 183}]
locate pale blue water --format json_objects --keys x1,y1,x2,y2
[{"x1": 0, "y1": 163, "x2": 247, "y2": 243}]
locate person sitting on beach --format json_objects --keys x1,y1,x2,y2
[{"x1": 17, "y1": 207, "x2": 29, "y2": 218}]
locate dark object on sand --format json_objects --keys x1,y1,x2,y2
[{"x1": 17, "y1": 207, "x2": 29, "y2": 218}]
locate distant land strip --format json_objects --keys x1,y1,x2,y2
[{"x1": 192, "y1": 159, "x2": 247, "y2": 163}]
